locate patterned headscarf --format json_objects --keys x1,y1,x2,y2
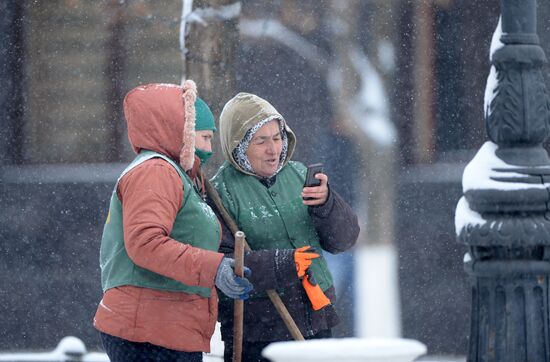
[{"x1": 231, "y1": 117, "x2": 289, "y2": 178}]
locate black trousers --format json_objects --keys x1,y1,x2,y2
[
  {"x1": 223, "y1": 329, "x2": 333, "y2": 362},
  {"x1": 100, "y1": 332, "x2": 202, "y2": 362}
]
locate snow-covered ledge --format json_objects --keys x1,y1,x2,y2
[
  {"x1": 261, "y1": 338, "x2": 426, "y2": 362},
  {"x1": 0, "y1": 336, "x2": 109, "y2": 361}
]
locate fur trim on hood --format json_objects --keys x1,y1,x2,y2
[
  {"x1": 123, "y1": 81, "x2": 197, "y2": 171},
  {"x1": 219, "y1": 92, "x2": 296, "y2": 176}
]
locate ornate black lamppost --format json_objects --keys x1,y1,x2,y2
[{"x1": 456, "y1": 0, "x2": 550, "y2": 361}]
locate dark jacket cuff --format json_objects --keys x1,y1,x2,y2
[{"x1": 308, "y1": 186, "x2": 334, "y2": 219}]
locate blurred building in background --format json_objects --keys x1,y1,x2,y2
[{"x1": 2, "y1": 0, "x2": 550, "y2": 356}]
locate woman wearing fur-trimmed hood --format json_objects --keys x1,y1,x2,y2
[
  {"x1": 93, "y1": 82, "x2": 252, "y2": 361},
  {"x1": 211, "y1": 92, "x2": 360, "y2": 362}
]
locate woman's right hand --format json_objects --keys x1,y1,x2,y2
[{"x1": 215, "y1": 257, "x2": 253, "y2": 299}]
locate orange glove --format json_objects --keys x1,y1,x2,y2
[
  {"x1": 302, "y1": 269, "x2": 331, "y2": 310},
  {"x1": 295, "y1": 246, "x2": 331, "y2": 310},
  {"x1": 294, "y1": 246, "x2": 320, "y2": 278}
]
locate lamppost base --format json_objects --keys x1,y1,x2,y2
[{"x1": 466, "y1": 258, "x2": 550, "y2": 362}]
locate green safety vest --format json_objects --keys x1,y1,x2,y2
[
  {"x1": 212, "y1": 161, "x2": 333, "y2": 291},
  {"x1": 99, "y1": 151, "x2": 220, "y2": 297}
]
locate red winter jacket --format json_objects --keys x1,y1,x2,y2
[{"x1": 93, "y1": 82, "x2": 223, "y2": 352}]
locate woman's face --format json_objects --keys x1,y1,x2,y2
[
  {"x1": 195, "y1": 130, "x2": 213, "y2": 152},
  {"x1": 246, "y1": 120, "x2": 283, "y2": 177}
]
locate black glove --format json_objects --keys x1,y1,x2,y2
[{"x1": 215, "y1": 257, "x2": 253, "y2": 300}]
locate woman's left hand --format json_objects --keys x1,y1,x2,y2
[{"x1": 302, "y1": 173, "x2": 329, "y2": 206}]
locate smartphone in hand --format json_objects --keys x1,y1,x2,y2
[{"x1": 303, "y1": 163, "x2": 324, "y2": 200}]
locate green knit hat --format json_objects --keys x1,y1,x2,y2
[{"x1": 195, "y1": 97, "x2": 217, "y2": 132}]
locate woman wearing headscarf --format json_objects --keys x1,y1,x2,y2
[
  {"x1": 93, "y1": 82, "x2": 252, "y2": 362},
  {"x1": 211, "y1": 92, "x2": 360, "y2": 362}
]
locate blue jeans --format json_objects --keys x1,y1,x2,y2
[{"x1": 100, "y1": 332, "x2": 202, "y2": 362}]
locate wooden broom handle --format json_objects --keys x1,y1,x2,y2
[
  {"x1": 204, "y1": 178, "x2": 305, "y2": 341},
  {"x1": 233, "y1": 231, "x2": 245, "y2": 362}
]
